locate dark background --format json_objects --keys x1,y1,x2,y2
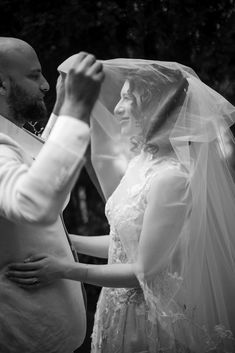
[{"x1": 1, "y1": 1, "x2": 235, "y2": 352}]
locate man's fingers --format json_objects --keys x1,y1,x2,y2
[
  {"x1": 7, "y1": 262, "x2": 39, "y2": 271},
  {"x1": 6, "y1": 270, "x2": 37, "y2": 278},
  {"x1": 75, "y1": 51, "x2": 89, "y2": 64},
  {"x1": 7, "y1": 277, "x2": 39, "y2": 285},
  {"x1": 62, "y1": 51, "x2": 104, "y2": 121},
  {"x1": 67, "y1": 52, "x2": 103, "y2": 78},
  {"x1": 93, "y1": 71, "x2": 105, "y2": 83},
  {"x1": 74, "y1": 54, "x2": 96, "y2": 73},
  {"x1": 67, "y1": 52, "x2": 90, "y2": 76},
  {"x1": 7, "y1": 255, "x2": 46, "y2": 271},
  {"x1": 87, "y1": 61, "x2": 103, "y2": 76}
]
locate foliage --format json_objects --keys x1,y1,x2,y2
[{"x1": 1, "y1": 0, "x2": 235, "y2": 106}]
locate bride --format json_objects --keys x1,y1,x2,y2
[{"x1": 7, "y1": 58, "x2": 235, "y2": 353}]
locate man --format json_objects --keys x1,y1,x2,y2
[{"x1": 0, "y1": 37, "x2": 104, "y2": 353}]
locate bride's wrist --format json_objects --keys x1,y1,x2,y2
[
  {"x1": 63, "y1": 262, "x2": 89, "y2": 282},
  {"x1": 79, "y1": 264, "x2": 89, "y2": 283},
  {"x1": 57, "y1": 259, "x2": 71, "y2": 279}
]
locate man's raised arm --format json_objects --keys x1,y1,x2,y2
[{"x1": 0, "y1": 52, "x2": 104, "y2": 224}]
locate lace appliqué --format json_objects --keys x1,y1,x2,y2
[
  {"x1": 91, "y1": 154, "x2": 187, "y2": 353},
  {"x1": 91, "y1": 287, "x2": 146, "y2": 353},
  {"x1": 91, "y1": 153, "x2": 234, "y2": 352}
]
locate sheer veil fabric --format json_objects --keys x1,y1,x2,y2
[{"x1": 59, "y1": 57, "x2": 235, "y2": 352}]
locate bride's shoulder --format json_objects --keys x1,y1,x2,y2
[
  {"x1": 146, "y1": 168, "x2": 189, "y2": 205},
  {"x1": 146, "y1": 157, "x2": 189, "y2": 197}
]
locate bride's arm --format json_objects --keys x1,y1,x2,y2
[
  {"x1": 65, "y1": 170, "x2": 189, "y2": 287},
  {"x1": 6, "y1": 256, "x2": 139, "y2": 288},
  {"x1": 69, "y1": 234, "x2": 110, "y2": 259},
  {"x1": 61, "y1": 262, "x2": 138, "y2": 288},
  {"x1": 137, "y1": 169, "x2": 189, "y2": 277}
]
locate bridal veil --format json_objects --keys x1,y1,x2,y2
[{"x1": 59, "y1": 57, "x2": 235, "y2": 352}]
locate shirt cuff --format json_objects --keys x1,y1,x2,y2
[{"x1": 48, "y1": 115, "x2": 90, "y2": 158}]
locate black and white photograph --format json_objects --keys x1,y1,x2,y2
[{"x1": 0, "y1": 1, "x2": 235, "y2": 352}]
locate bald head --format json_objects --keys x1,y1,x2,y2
[
  {"x1": 0, "y1": 37, "x2": 49, "y2": 125},
  {"x1": 0, "y1": 37, "x2": 33, "y2": 53},
  {"x1": 0, "y1": 37, "x2": 39, "y2": 76}
]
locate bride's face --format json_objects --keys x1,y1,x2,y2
[{"x1": 114, "y1": 80, "x2": 143, "y2": 136}]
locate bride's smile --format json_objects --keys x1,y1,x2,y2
[{"x1": 114, "y1": 80, "x2": 143, "y2": 137}]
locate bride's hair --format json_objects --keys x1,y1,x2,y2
[{"x1": 126, "y1": 66, "x2": 189, "y2": 155}]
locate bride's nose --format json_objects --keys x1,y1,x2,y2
[{"x1": 114, "y1": 101, "x2": 124, "y2": 116}]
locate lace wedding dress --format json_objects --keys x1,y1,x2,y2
[{"x1": 91, "y1": 152, "x2": 188, "y2": 353}]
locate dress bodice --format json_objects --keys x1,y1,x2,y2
[
  {"x1": 91, "y1": 152, "x2": 189, "y2": 353},
  {"x1": 105, "y1": 151, "x2": 182, "y2": 265}
]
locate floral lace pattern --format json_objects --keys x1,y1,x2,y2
[
  {"x1": 91, "y1": 153, "x2": 187, "y2": 353},
  {"x1": 91, "y1": 152, "x2": 234, "y2": 353}
]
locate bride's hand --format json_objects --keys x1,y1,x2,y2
[
  {"x1": 53, "y1": 73, "x2": 66, "y2": 116},
  {"x1": 5, "y1": 254, "x2": 68, "y2": 288}
]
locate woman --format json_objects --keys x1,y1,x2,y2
[{"x1": 6, "y1": 59, "x2": 235, "y2": 352}]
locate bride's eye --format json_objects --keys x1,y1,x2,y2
[{"x1": 123, "y1": 94, "x2": 133, "y2": 101}]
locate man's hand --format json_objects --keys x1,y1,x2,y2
[{"x1": 60, "y1": 52, "x2": 104, "y2": 123}]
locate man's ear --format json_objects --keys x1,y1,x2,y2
[{"x1": 0, "y1": 72, "x2": 9, "y2": 96}]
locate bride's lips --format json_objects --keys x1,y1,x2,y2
[{"x1": 119, "y1": 117, "x2": 129, "y2": 123}]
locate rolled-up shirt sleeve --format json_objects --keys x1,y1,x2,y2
[{"x1": 0, "y1": 115, "x2": 90, "y2": 225}]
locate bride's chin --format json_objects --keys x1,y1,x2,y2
[{"x1": 120, "y1": 126, "x2": 130, "y2": 136}]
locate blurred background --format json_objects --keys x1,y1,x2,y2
[{"x1": 1, "y1": 0, "x2": 235, "y2": 351}]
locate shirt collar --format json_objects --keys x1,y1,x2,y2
[{"x1": 0, "y1": 115, "x2": 44, "y2": 159}]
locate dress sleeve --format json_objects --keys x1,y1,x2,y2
[{"x1": 0, "y1": 116, "x2": 90, "y2": 225}]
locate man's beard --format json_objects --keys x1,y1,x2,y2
[{"x1": 8, "y1": 81, "x2": 48, "y2": 125}]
